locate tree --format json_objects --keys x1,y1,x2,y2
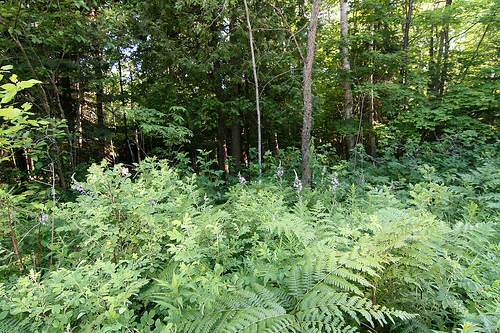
[
  {"x1": 340, "y1": 0, "x2": 354, "y2": 157},
  {"x1": 243, "y1": 0, "x2": 262, "y2": 175},
  {"x1": 301, "y1": 0, "x2": 322, "y2": 187}
]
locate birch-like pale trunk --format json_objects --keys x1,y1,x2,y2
[{"x1": 243, "y1": 0, "x2": 262, "y2": 176}]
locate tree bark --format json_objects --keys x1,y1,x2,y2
[
  {"x1": 244, "y1": 0, "x2": 262, "y2": 176},
  {"x1": 217, "y1": 110, "x2": 228, "y2": 172},
  {"x1": 340, "y1": 0, "x2": 354, "y2": 157},
  {"x1": 118, "y1": 58, "x2": 132, "y2": 165},
  {"x1": 230, "y1": 15, "x2": 242, "y2": 175},
  {"x1": 231, "y1": 115, "x2": 242, "y2": 174},
  {"x1": 400, "y1": 0, "x2": 414, "y2": 85},
  {"x1": 96, "y1": 60, "x2": 106, "y2": 162},
  {"x1": 368, "y1": 24, "x2": 376, "y2": 158},
  {"x1": 438, "y1": 0, "x2": 453, "y2": 96},
  {"x1": 301, "y1": 0, "x2": 322, "y2": 187}
]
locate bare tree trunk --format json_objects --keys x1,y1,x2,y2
[
  {"x1": 301, "y1": 0, "x2": 322, "y2": 187},
  {"x1": 217, "y1": 110, "x2": 228, "y2": 172},
  {"x1": 231, "y1": 115, "x2": 242, "y2": 174},
  {"x1": 96, "y1": 85, "x2": 106, "y2": 162},
  {"x1": 76, "y1": 50, "x2": 84, "y2": 166},
  {"x1": 230, "y1": 16, "x2": 242, "y2": 175},
  {"x1": 368, "y1": 24, "x2": 376, "y2": 158},
  {"x1": 340, "y1": 0, "x2": 354, "y2": 157},
  {"x1": 429, "y1": 0, "x2": 452, "y2": 97},
  {"x1": 400, "y1": 0, "x2": 413, "y2": 85},
  {"x1": 118, "y1": 58, "x2": 132, "y2": 165},
  {"x1": 438, "y1": 0, "x2": 453, "y2": 96},
  {"x1": 243, "y1": 0, "x2": 262, "y2": 176}
]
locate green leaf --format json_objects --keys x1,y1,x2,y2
[
  {"x1": 0, "y1": 107, "x2": 21, "y2": 118},
  {"x1": 21, "y1": 102, "x2": 33, "y2": 111},
  {"x1": 1, "y1": 83, "x2": 17, "y2": 91}
]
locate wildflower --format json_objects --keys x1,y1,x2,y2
[
  {"x1": 293, "y1": 171, "x2": 302, "y2": 192},
  {"x1": 389, "y1": 183, "x2": 396, "y2": 191},
  {"x1": 277, "y1": 167, "x2": 284, "y2": 179},
  {"x1": 121, "y1": 167, "x2": 129, "y2": 176},
  {"x1": 75, "y1": 184, "x2": 85, "y2": 193},
  {"x1": 40, "y1": 214, "x2": 49, "y2": 222},
  {"x1": 293, "y1": 178, "x2": 302, "y2": 192},
  {"x1": 332, "y1": 173, "x2": 339, "y2": 186},
  {"x1": 238, "y1": 172, "x2": 246, "y2": 184},
  {"x1": 331, "y1": 173, "x2": 340, "y2": 193},
  {"x1": 204, "y1": 193, "x2": 209, "y2": 203},
  {"x1": 149, "y1": 198, "x2": 157, "y2": 206}
]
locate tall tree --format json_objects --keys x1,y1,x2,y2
[
  {"x1": 244, "y1": 0, "x2": 262, "y2": 175},
  {"x1": 301, "y1": 0, "x2": 322, "y2": 186},
  {"x1": 400, "y1": 0, "x2": 414, "y2": 85},
  {"x1": 340, "y1": 0, "x2": 354, "y2": 157}
]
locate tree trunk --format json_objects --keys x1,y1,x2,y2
[
  {"x1": 243, "y1": 0, "x2": 262, "y2": 176},
  {"x1": 231, "y1": 115, "x2": 242, "y2": 174},
  {"x1": 96, "y1": 72, "x2": 106, "y2": 162},
  {"x1": 429, "y1": 0, "x2": 452, "y2": 97},
  {"x1": 217, "y1": 110, "x2": 228, "y2": 172},
  {"x1": 301, "y1": 0, "x2": 322, "y2": 187},
  {"x1": 340, "y1": 0, "x2": 354, "y2": 157},
  {"x1": 368, "y1": 24, "x2": 376, "y2": 158},
  {"x1": 75, "y1": 49, "x2": 83, "y2": 166},
  {"x1": 118, "y1": 58, "x2": 132, "y2": 165},
  {"x1": 400, "y1": 0, "x2": 414, "y2": 85},
  {"x1": 438, "y1": 0, "x2": 453, "y2": 96},
  {"x1": 229, "y1": 16, "x2": 242, "y2": 175}
]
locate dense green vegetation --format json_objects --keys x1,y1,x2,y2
[
  {"x1": 0, "y1": 0, "x2": 499, "y2": 332},
  {"x1": 2, "y1": 144, "x2": 500, "y2": 332}
]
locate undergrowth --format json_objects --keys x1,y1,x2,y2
[{"x1": 1, "y1": 141, "x2": 500, "y2": 332}]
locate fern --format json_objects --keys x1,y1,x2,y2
[
  {"x1": 182, "y1": 275, "x2": 415, "y2": 332},
  {"x1": 0, "y1": 317, "x2": 30, "y2": 333},
  {"x1": 182, "y1": 237, "x2": 418, "y2": 333}
]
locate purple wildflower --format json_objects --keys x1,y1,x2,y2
[
  {"x1": 75, "y1": 184, "x2": 85, "y2": 193},
  {"x1": 40, "y1": 214, "x2": 49, "y2": 222},
  {"x1": 204, "y1": 193, "x2": 209, "y2": 203},
  {"x1": 331, "y1": 173, "x2": 340, "y2": 193},
  {"x1": 238, "y1": 173, "x2": 246, "y2": 184},
  {"x1": 389, "y1": 183, "x2": 396, "y2": 191},
  {"x1": 121, "y1": 167, "x2": 129, "y2": 176},
  {"x1": 293, "y1": 175, "x2": 302, "y2": 192},
  {"x1": 277, "y1": 167, "x2": 284, "y2": 179},
  {"x1": 149, "y1": 198, "x2": 157, "y2": 206}
]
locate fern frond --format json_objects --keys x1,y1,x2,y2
[
  {"x1": 0, "y1": 317, "x2": 30, "y2": 333},
  {"x1": 182, "y1": 283, "x2": 297, "y2": 333},
  {"x1": 295, "y1": 283, "x2": 416, "y2": 329},
  {"x1": 390, "y1": 317, "x2": 433, "y2": 333}
]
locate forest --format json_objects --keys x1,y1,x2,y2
[{"x1": 0, "y1": 0, "x2": 499, "y2": 332}]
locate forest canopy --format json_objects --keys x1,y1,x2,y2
[{"x1": 0, "y1": 0, "x2": 498, "y2": 184}]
